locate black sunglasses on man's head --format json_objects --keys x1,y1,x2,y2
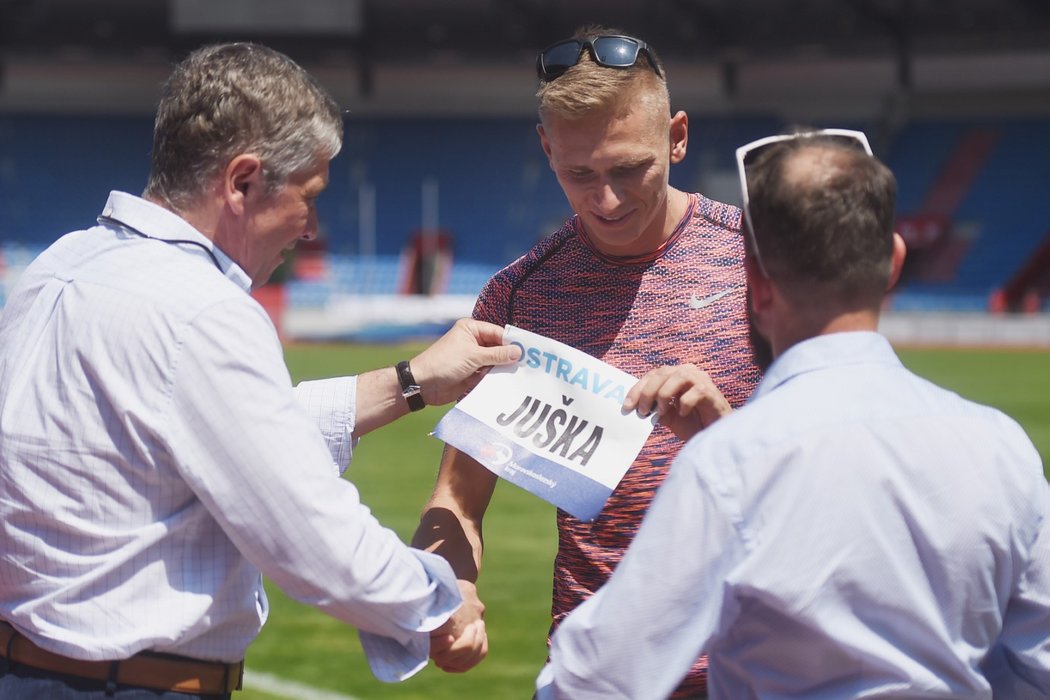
[{"x1": 536, "y1": 34, "x2": 663, "y2": 82}]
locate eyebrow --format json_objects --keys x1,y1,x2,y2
[
  {"x1": 614, "y1": 158, "x2": 653, "y2": 169},
  {"x1": 566, "y1": 156, "x2": 653, "y2": 173}
]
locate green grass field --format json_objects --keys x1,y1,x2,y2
[{"x1": 239, "y1": 342, "x2": 1050, "y2": 700}]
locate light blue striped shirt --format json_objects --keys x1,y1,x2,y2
[
  {"x1": 0, "y1": 191, "x2": 460, "y2": 681},
  {"x1": 537, "y1": 331, "x2": 1050, "y2": 699}
]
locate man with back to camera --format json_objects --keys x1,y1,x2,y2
[
  {"x1": 535, "y1": 129, "x2": 1050, "y2": 698},
  {"x1": 0, "y1": 42, "x2": 519, "y2": 698},
  {"x1": 411, "y1": 25, "x2": 762, "y2": 696}
]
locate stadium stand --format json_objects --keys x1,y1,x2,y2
[
  {"x1": 3, "y1": 113, "x2": 1050, "y2": 327},
  {"x1": 885, "y1": 119, "x2": 1050, "y2": 311}
]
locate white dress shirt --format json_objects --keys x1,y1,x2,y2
[
  {"x1": 0, "y1": 191, "x2": 460, "y2": 681},
  {"x1": 537, "y1": 332, "x2": 1050, "y2": 699}
]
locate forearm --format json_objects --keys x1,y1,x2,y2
[
  {"x1": 352, "y1": 366, "x2": 413, "y2": 439},
  {"x1": 349, "y1": 318, "x2": 522, "y2": 439},
  {"x1": 412, "y1": 448, "x2": 497, "y2": 582},
  {"x1": 413, "y1": 503, "x2": 485, "y2": 582}
]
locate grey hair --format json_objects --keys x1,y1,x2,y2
[{"x1": 144, "y1": 42, "x2": 342, "y2": 211}]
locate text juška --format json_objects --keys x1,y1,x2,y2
[{"x1": 495, "y1": 394, "x2": 604, "y2": 467}]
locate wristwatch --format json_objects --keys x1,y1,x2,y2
[{"x1": 396, "y1": 360, "x2": 426, "y2": 412}]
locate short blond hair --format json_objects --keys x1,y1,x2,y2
[{"x1": 537, "y1": 28, "x2": 670, "y2": 123}]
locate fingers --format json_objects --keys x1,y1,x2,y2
[
  {"x1": 458, "y1": 319, "x2": 521, "y2": 366},
  {"x1": 410, "y1": 319, "x2": 521, "y2": 406},
  {"x1": 651, "y1": 373, "x2": 697, "y2": 418},
  {"x1": 625, "y1": 364, "x2": 733, "y2": 432},
  {"x1": 677, "y1": 381, "x2": 732, "y2": 425},
  {"x1": 430, "y1": 580, "x2": 488, "y2": 673},
  {"x1": 458, "y1": 318, "x2": 506, "y2": 346},
  {"x1": 625, "y1": 364, "x2": 700, "y2": 417},
  {"x1": 430, "y1": 619, "x2": 488, "y2": 673},
  {"x1": 476, "y1": 343, "x2": 522, "y2": 367}
]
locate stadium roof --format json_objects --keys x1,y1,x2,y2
[
  {"x1": 4, "y1": 0, "x2": 1050, "y2": 67},
  {"x1": 3, "y1": 0, "x2": 1050, "y2": 117}
]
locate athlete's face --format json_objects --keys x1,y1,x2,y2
[{"x1": 538, "y1": 101, "x2": 687, "y2": 257}]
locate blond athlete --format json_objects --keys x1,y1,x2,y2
[{"x1": 413, "y1": 27, "x2": 760, "y2": 696}]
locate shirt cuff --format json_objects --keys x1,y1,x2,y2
[
  {"x1": 535, "y1": 663, "x2": 555, "y2": 699},
  {"x1": 357, "y1": 549, "x2": 463, "y2": 682},
  {"x1": 293, "y1": 376, "x2": 358, "y2": 475}
]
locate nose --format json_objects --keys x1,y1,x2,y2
[
  {"x1": 301, "y1": 210, "x2": 319, "y2": 241},
  {"x1": 592, "y1": 180, "x2": 624, "y2": 213}
]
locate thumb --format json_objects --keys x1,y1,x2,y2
[
  {"x1": 479, "y1": 343, "x2": 521, "y2": 367},
  {"x1": 429, "y1": 632, "x2": 455, "y2": 655}
]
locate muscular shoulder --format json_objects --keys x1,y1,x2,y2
[
  {"x1": 694, "y1": 193, "x2": 742, "y2": 234},
  {"x1": 473, "y1": 218, "x2": 579, "y2": 325}
]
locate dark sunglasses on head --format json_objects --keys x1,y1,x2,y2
[
  {"x1": 735, "y1": 128, "x2": 874, "y2": 278},
  {"x1": 536, "y1": 34, "x2": 663, "y2": 82}
]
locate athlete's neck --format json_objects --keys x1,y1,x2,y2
[
  {"x1": 662, "y1": 188, "x2": 690, "y2": 239},
  {"x1": 579, "y1": 188, "x2": 693, "y2": 261}
]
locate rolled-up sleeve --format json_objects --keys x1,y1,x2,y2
[
  {"x1": 359, "y1": 549, "x2": 462, "y2": 681},
  {"x1": 295, "y1": 376, "x2": 357, "y2": 475}
]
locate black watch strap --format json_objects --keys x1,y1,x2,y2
[{"x1": 396, "y1": 360, "x2": 426, "y2": 412}]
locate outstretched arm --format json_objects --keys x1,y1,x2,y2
[{"x1": 353, "y1": 318, "x2": 521, "y2": 438}]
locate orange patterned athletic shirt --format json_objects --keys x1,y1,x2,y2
[{"x1": 472, "y1": 193, "x2": 761, "y2": 697}]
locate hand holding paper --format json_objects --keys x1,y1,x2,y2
[
  {"x1": 410, "y1": 318, "x2": 523, "y2": 406},
  {"x1": 433, "y1": 325, "x2": 656, "y2": 522},
  {"x1": 623, "y1": 363, "x2": 734, "y2": 442}
]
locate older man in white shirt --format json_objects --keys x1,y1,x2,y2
[
  {"x1": 536, "y1": 129, "x2": 1050, "y2": 699},
  {"x1": 0, "y1": 42, "x2": 517, "y2": 699}
]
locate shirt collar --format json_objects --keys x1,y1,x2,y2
[
  {"x1": 574, "y1": 193, "x2": 698, "y2": 266},
  {"x1": 99, "y1": 191, "x2": 253, "y2": 292},
  {"x1": 750, "y1": 331, "x2": 902, "y2": 402}
]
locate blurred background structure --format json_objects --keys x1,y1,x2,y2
[{"x1": 2, "y1": 0, "x2": 1050, "y2": 341}]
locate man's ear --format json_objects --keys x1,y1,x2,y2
[
  {"x1": 886, "y1": 232, "x2": 907, "y2": 291},
  {"x1": 744, "y1": 253, "x2": 774, "y2": 314},
  {"x1": 669, "y1": 110, "x2": 688, "y2": 164},
  {"x1": 536, "y1": 123, "x2": 555, "y2": 170},
  {"x1": 224, "y1": 154, "x2": 264, "y2": 215}
]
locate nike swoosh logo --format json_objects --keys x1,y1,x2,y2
[{"x1": 689, "y1": 289, "x2": 734, "y2": 309}]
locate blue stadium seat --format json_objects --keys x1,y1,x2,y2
[{"x1": 2, "y1": 114, "x2": 1047, "y2": 313}]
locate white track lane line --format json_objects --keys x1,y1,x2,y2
[{"x1": 243, "y1": 668, "x2": 363, "y2": 700}]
